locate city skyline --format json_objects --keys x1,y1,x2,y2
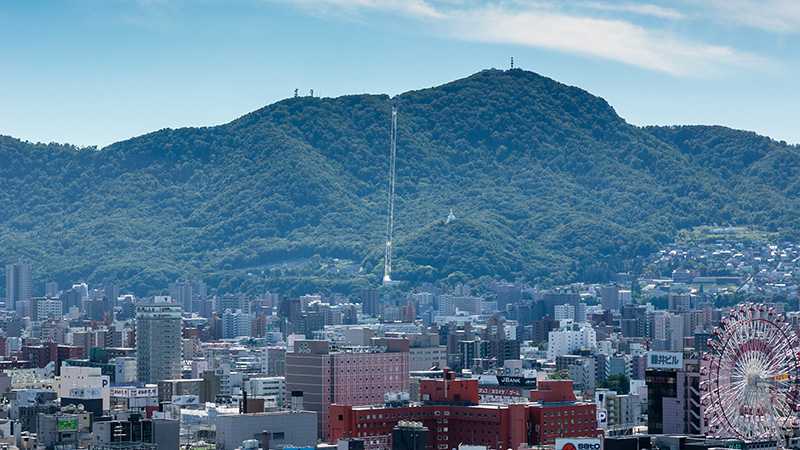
[{"x1": 2, "y1": 2, "x2": 800, "y2": 448}]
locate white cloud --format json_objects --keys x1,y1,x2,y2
[
  {"x1": 276, "y1": 0, "x2": 764, "y2": 76},
  {"x1": 286, "y1": 0, "x2": 444, "y2": 19},
  {"x1": 702, "y1": 0, "x2": 800, "y2": 33},
  {"x1": 448, "y1": 4, "x2": 760, "y2": 76},
  {"x1": 580, "y1": 2, "x2": 686, "y2": 20}
]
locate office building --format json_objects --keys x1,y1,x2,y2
[
  {"x1": 408, "y1": 346, "x2": 448, "y2": 372},
  {"x1": 285, "y1": 338, "x2": 410, "y2": 438},
  {"x1": 599, "y1": 285, "x2": 620, "y2": 312},
  {"x1": 157, "y1": 378, "x2": 203, "y2": 403},
  {"x1": 215, "y1": 410, "x2": 317, "y2": 450},
  {"x1": 646, "y1": 358, "x2": 703, "y2": 435},
  {"x1": 556, "y1": 355, "x2": 596, "y2": 393},
  {"x1": 92, "y1": 415, "x2": 178, "y2": 450},
  {"x1": 359, "y1": 288, "x2": 381, "y2": 317},
  {"x1": 113, "y1": 357, "x2": 138, "y2": 385},
  {"x1": 57, "y1": 365, "x2": 111, "y2": 413},
  {"x1": 392, "y1": 421, "x2": 428, "y2": 450},
  {"x1": 37, "y1": 408, "x2": 92, "y2": 450},
  {"x1": 438, "y1": 295, "x2": 482, "y2": 315},
  {"x1": 595, "y1": 389, "x2": 642, "y2": 432},
  {"x1": 247, "y1": 377, "x2": 286, "y2": 408}
]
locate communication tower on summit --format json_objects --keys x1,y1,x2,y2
[{"x1": 383, "y1": 106, "x2": 398, "y2": 286}]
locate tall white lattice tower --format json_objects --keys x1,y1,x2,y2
[{"x1": 383, "y1": 106, "x2": 398, "y2": 285}]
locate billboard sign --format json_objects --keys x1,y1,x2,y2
[
  {"x1": 647, "y1": 351, "x2": 683, "y2": 369},
  {"x1": 556, "y1": 438, "x2": 602, "y2": 450},
  {"x1": 57, "y1": 417, "x2": 79, "y2": 432},
  {"x1": 596, "y1": 409, "x2": 608, "y2": 429},
  {"x1": 497, "y1": 376, "x2": 537, "y2": 387},
  {"x1": 111, "y1": 386, "x2": 158, "y2": 398},
  {"x1": 68, "y1": 387, "x2": 101, "y2": 399},
  {"x1": 478, "y1": 387, "x2": 527, "y2": 404}
]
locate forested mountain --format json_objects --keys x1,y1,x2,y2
[{"x1": 1, "y1": 69, "x2": 798, "y2": 295}]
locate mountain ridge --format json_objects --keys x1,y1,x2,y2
[{"x1": 1, "y1": 68, "x2": 798, "y2": 295}]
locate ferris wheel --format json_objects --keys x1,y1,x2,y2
[{"x1": 701, "y1": 303, "x2": 800, "y2": 443}]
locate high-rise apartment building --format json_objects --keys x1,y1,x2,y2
[
  {"x1": 358, "y1": 288, "x2": 381, "y2": 317},
  {"x1": 31, "y1": 297, "x2": 63, "y2": 321},
  {"x1": 222, "y1": 309, "x2": 251, "y2": 339},
  {"x1": 136, "y1": 297, "x2": 182, "y2": 384},
  {"x1": 72, "y1": 282, "x2": 89, "y2": 307},
  {"x1": 5, "y1": 261, "x2": 32, "y2": 313},
  {"x1": 556, "y1": 354, "x2": 597, "y2": 393},
  {"x1": 45, "y1": 281, "x2": 59, "y2": 298},
  {"x1": 547, "y1": 324, "x2": 597, "y2": 360},
  {"x1": 599, "y1": 285, "x2": 620, "y2": 312},
  {"x1": 553, "y1": 304, "x2": 575, "y2": 321},
  {"x1": 169, "y1": 279, "x2": 193, "y2": 312}
]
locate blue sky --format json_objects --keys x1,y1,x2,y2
[{"x1": 1, "y1": 0, "x2": 799, "y2": 147}]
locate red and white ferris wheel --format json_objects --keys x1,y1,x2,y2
[{"x1": 701, "y1": 303, "x2": 800, "y2": 443}]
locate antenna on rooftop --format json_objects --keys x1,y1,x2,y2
[{"x1": 383, "y1": 105, "x2": 398, "y2": 286}]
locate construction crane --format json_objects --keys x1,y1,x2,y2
[{"x1": 383, "y1": 106, "x2": 398, "y2": 286}]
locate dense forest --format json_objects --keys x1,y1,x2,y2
[{"x1": 1, "y1": 69, "x2": 799, "y2": 295}]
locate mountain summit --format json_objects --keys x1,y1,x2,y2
[{"x1": 2, "y1": 69, "x2": 799, "y2": 294}]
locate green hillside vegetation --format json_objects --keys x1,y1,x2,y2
[{"x1": 1, "y1": 69, "x2": 799, "y2": 295}]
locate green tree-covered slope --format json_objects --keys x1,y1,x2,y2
[{"x1": 1, "y1": 69, "x2": 798, "y2": 294}]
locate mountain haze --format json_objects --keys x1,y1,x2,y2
[{"x1": 2, "y1": 69, "x2": 799, "y2": 295}]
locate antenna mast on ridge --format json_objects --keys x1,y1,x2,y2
[{"x1": 383, "y1": 106, "x2": 398, "y2": 286}]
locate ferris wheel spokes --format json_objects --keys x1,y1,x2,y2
[{"x1": 701, "y1": 303, "x2": 800, "y2": 443}]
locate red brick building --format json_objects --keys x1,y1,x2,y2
[
  {"x1": 286, "y1": 338, "x2": 410, "y2": 438},
  {"x1": 329, "y1": 375, "x2": 597, "y2": 450},
  {"x1": 528, "y1": 380, "x2": 597, "y2": 445},
  {"x1": 418, "y1": 373, "x2": 480, "y2": 404}
]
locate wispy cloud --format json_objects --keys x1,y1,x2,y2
[
  {"x1": 702, "y1": 0, "x2": 800, "y2": 33},
  {"x1": 580, "y1": 2, "x2": 686, "y2": 20},
  {"x1": 287, "y1": 0, "x2": 444, "y2": 19},
  {"x1": 276, "y1": 0, "x2": 762, "y2": 77},
  {"x1": 450, "y1": 5, "x2": 754, "y2": 76}
]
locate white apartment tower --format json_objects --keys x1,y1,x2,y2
[
  {"x1": 547, "y1": 325, "x2": 597, "y2": 361},
  {"x1": 136, "y1": 297, "x2": 182, "y2": 384}
]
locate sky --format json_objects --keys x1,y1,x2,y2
[{"x1": 1, "y1": 0, "x2": 799, "y2": 147}]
